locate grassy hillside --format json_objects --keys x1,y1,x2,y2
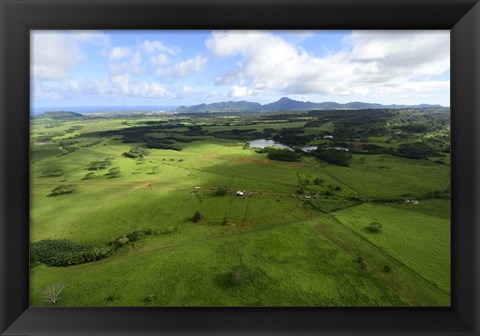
[{"x1": 30, "y1": 108, "x2": 451, "y2": 306}]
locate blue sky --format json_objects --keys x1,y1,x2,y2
[{"x1": 31, "y1": 30, "x2": 450, "y2": 109}]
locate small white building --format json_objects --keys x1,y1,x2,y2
[
  {"x1": 324, "y1": 135, "x2": 334, "y2": 139},
  {"x1": 194, "y1": 186, "x2": 201, "y2": 190},
  {"x1": 236, "y1": 191, "x2": 244, "y2": 196}
]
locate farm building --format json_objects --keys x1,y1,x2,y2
[{"x1": 236, "y1": 191, "x2": 244, "y2": 196}]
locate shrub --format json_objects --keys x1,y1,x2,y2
[
  {"x1": 122, "y1": 147, "x2": 150, "y2": 159},
  {"x1": 193, "y1": 211, "x2": 202, "y2": 223},
  {"x1": 126, "y1": 231, "x2": 145, "y2": 242},
  {"x1": 87, "y1": 159, "x2": 112, "y2": 170},
  {"x1": 50, "y1": 184, "x2": 77, "y2": 196},
  {"x1": 383, "y1": 265, "x2": 392, "y2": 273},
  {"x1": 366, "y1": 222, "x2": 383, "y2": 233},
  {"x1": 113, "y1": 236, "x2": 129, "y2": 247},
  {"x1": 214, "y1": 186, "x2": 228, "y2": 196},
  {"x1": 106, "y1": 167, "x2": 121, "y2": 178},
  {"x1": 40, "y1": 169, "x2": 64, "y2": 177},
  {"x1": 83, "y1": 172, "x2": 96, "y2": 180}
]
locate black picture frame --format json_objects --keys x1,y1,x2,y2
[{"x1": 1, "y1": 0, "x2": 479, "y2": 335}]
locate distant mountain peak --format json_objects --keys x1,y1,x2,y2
[{"x1": 175, "y1": 97, "x2": 444, "y2": 113}]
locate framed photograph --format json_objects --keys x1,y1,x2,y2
[{"x1": 1, "y1": 0, "x2": 479, "y2": 335}]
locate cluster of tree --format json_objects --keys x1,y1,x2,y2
[
  {"x1": 31, "y1": 229, "x2": 157, "y2": 268},
  {"x1": 65, "y1": 125, "x2": 84, "y2": 133},
  {"x1": 210, "y1": 128, "x2": 264, "y2": 140},
  {"x1": 310, "y1": 149, "x2": 352, "y2": 167},
  {"x1": 106, "y1": 167, "x2": 121, "y2": 178},
  {"x1": 396, "y1": 142, "x2": 441, "y2": 159},
  {"x1": 167, "y1": 136, "x2": 200, "y2": 143},
  {"x1": 35, "y1": 135, "x2": 53, "y2": 142},
  {"x1": 40, "y1": 168, "x2": 64, "y2": 177},
  {"x1": 262, "y1": 128, "x2": 276, "y2": 137},
  {"x1": 185, "y1": 125, "x2": 208, "y2": 136},
  {"x1": 30, "y1": 239, "x2": 113, "y2": 267},
  {"x1": 100, "y1": 123, "x2": 185, "y2": 144},
  {"x1": 50, "y1": 184, "x2": 76, "y2": 196},
  {"x1": 145, "y1": 138, "x2": 181, "y2": 151},
  {"x1": 44, "y1": 123, "x2": 61, "y2": 129},
  {"x1": 272, "y1": 128, "x2": 315, "y2": 147},
  {"x1": 87, "y1": 158, "x2": 112, "y2": 170},
  {"x1": 267, "y1": 148, "x2": 299, "y2": 162},
  {"x1": 352, "y1": 141, "x2": 442, "y2": 160},
  {"x1": 422, "y1": 136, "x2": 450, "y2": 153},
  {"x1": 392, "y1": 122, "x2": 429, "y2": 133},
  {"x1": 354, "y1": 144, "x2": 390, "y2": 155},
  {"x1": 122, "y1": 147, "x2": 150, "y2": 158}
]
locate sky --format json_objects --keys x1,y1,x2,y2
[{"x1": 31, "y1": 30, "x2": 450, "y2": 109}]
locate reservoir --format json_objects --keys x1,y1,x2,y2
[{"x1": 248, "y1": 139, "x2": 318, "y2": 152}]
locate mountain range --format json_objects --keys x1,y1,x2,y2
[{"x1": 176, "y1": 97, "x2": 443, "y2": 113}]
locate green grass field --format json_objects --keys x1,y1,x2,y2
[
  {"x1": 331, "y1": 204, "x2": 450, "y2": 293},
  {"x1": 30, "y1": 110, "x2": 451, "y2": 307},
  {"x1": 31, "y1": 222, "x2": 406, "y2": 306}
]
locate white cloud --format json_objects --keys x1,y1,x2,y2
[
  {"x1": 151, "y1": 54, "x2": 207, "y2": 78},
  {"x1": 206, "y1": 30, "x2": 450, "y2": 100},
  {"x1": 176, "y1": 56, "x2": 207, "y2": 77},
  {"x1": 229, "y1": 85, "x2": 253, "y2": 98},
  {"x1": 345, "y1": 31, "x2": 450, "y2": 78},
  {"x1": 109, "y1": 47, "x2": 131, "y2": 60},
  {"x1": 31, "y1": 31, "x2": 110, "y2": 81},
  {"x1": 141, "y1": 40, "x2": 179, "y2": 55},
  {"x1": 34, "y1": 75, "x2": 174, "y2": 101},
  {"x1": 109, "y1": 50, "x2": 143, "y2": 76},
  {"x1": 150, "y1": 54, "x2": 169, "y2": 66}
]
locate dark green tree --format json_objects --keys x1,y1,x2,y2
[
  {"x1": 107, "y1": 167, "x2": 121, "y2": 178},
  {"x1": 215, "y1": 186, "x2": 228, "y2": 196},
  {"x1": 366, "y1": 222, "x2": 383, "y2": 233},
  {"x1": 50, "y1": 184, "x2": 77, "y2": 196},
  {"x1": 193, "y1": 211, "x2": 202, "y2": 223},
  {"x1": 83, "y1": 172, "x2": 96, "y2": 180}
]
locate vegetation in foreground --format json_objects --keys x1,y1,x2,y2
[{"x1": 30, "y1": 107, "x2": 451, "y2": 306}]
